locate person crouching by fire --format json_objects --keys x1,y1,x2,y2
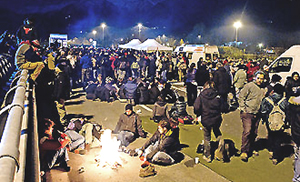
[
  {"x1": 113, "y1": 104, "x2": 147, "y2": 150},
  {"x1": 39, "y1": 118, "x2": 71, "y2": 175},
  {"x1": 138, "y1": 119, "x2": 180, "y2": 165}
]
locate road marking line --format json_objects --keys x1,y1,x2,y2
[{"x1": 139, "y1": 104, "x2": 153, "y2": 112}]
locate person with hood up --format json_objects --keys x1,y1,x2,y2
[{"x1": 194, "y1": 81, "x2": 225, "y2": 163}]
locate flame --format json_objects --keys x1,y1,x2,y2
[{"x1": 95, "y1": 129, "x2": 123, "y2": 168}]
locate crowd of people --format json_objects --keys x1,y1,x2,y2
[{"x1": 10, "y1": 17, "x2": 300, "y2": 181}]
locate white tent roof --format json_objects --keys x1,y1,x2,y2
[
  {"x1": 134, "y1": 39, "x2": 173, "y2": 51},
  {"x1": 119, "y1": 39, "x2": 141, "y2": 49}
]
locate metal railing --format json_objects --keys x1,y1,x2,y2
[{"x1": 0, "y1": 69, "x2": 40, "y2": 182}]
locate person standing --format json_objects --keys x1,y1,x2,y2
[
  {"x1": 213, "y1": 62, "x2": 232, "y2": 104},
  {"x1": 186, "y1": 63, "x2": 197, "y2": 106},
  {"x1": 260, "y1": 84, "x2": 288, "y2": 165},
  {"x1": 238, "y1": 71, "x2": 266, "y2": 162},
  {"x1": 288, "y1": 95, "x2": 300, "y2": 182},
  {"x1": 194, "y1": 81, "x2": 225, "y2": 162}
]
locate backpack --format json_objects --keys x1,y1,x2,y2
[{"x1": 265, "y1": 97, "x2": 286, "y2": 131}]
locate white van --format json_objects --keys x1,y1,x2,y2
[
  {"x1": 268, "y1": 45, "x2": 300, "y2": 83},
  {"x1": 174, "y1": 44, "x2": 219, "y2": 66}
]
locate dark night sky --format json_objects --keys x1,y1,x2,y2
[{"x1": 1, "y1": 0, "x2": 300, "y2": 47}]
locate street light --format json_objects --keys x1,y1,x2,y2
[
  {"x1": 258, "y1": 43, "x2": 263, "y2": 52},
  {"x1": 101, "y1": 23, "x2": 106, "y2": 40},
  {"x1": 233, "y1": 21, "x2": 242, "y2": 43},
  {"x1": 138, "y1": 23, "x2": 142, "y2": 39},
  {"x1": 92, "y1": 30, "x2": 97, "y2": 40}
]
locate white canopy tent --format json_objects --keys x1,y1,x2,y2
[
  {"x1": 119, "y1": 39, "x2": 141, "y2": 49},
  {"x1": 133, "y1": 39, "x2": 173, "y2": 51}
]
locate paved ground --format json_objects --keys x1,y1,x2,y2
[
  {"x1": 46, "y1": 88, "x2": 230, "y2": 182},
  {"x1": 47, "y1": 86, "x2": 294, "y2": 182}
]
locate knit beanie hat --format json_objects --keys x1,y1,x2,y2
[{"x1": 125, "y1": 104, "x2": 133, "y2": 111}]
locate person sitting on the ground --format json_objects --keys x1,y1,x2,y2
[
  {"x1": 67, "y1": 117, "x2": 102, "y2": 152},
  {"x1": 124, "y1": 76, "x2": 138, "y2": 105},
  {"x1": 138, "y1": 119, "x2": 180, "y2": 165},
  {"x1": 148, "y1": 80, "x2": 161, "y2": 104},
  {"x1": 152, "y1": 96, "x2": 168, "y2": 123},
  {"x1": 39, "y1": 118, "x2": 71, "y2": 173},
  {"x1": 113, "y1": 104, "x2": 147, "y2": 148},
  {"x1": 161, "y1": 82, "x2": 176, "y2": 103}
]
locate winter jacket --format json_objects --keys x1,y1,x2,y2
[
  {"x1": 238, "y1": 82, "x2": 265, "y2": 114},
  {"x1": 194, "y1": 88, "x2": 222, "y2": 127},
  {"x1": 213, "y1": 67, "x2": 232, "y2": 95},
  {"x1": 124, "y1": 80, "x2": 138, "y2": 99},
  {"x1": 195, "y1": 66, "x2": 210, "y2": 86},
  {"x1": 149, "y1": 84, "x2": 160, "y2": 104},
  {"x1": 114, "y1": 112, "x2": 145, "y2": 138},
  {"x1": 233, "y1": 69, "x2": 247, "y2": 89},
  {"x1": 137, "y1": 82, "x2": 150, "y2": 104},
  {"x1": 141, "y1": 129, "x2": 180, "y2": 160},
  {"x1": 288, "y1": 96, "x2": 300, "y2": 146},
  {"x1": 285, "y1": 77, "x2": 300, "y2": 99},
  {"x1": 53, "y1": 66, "x2": 71, "y2": 101},
  {"x1": 153, "y1": 100, "x2": 168, "y2": 118},
  {"x1": 80, "y1": 54, "x2": 92, "y2": 69},
  {"x1": 174, "y1": 100, "x2": 187, "y2": 116},
  {"x1": 260, "y1": 93, "x2": 288, "y2": 122}
]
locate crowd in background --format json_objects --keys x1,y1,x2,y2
[{"x1": 5, "y1": 17, "x2": 300, "y2": 181}]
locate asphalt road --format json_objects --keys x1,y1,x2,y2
[{"x1": 46, "y1": 86, "x2": 294, "y2": 182}]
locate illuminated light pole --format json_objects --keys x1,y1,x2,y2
[
  {"x1": 258, "y1": 43, "x2": 263, "y2": 52},
  {"x1": 92, "y1": 30, "x2": 97, "y2": 40},
  {"x1": 101, "y1": 23, "x2": 106, "y2": 41},
  {"x1": 138, "y1": 23, "x2": 142, "y2": 39},
  {"x1": 233, "y1": 21, "x2": 242, "y2": 44}
]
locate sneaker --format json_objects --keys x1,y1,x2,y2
[
  {"x1": 240, "y1": 153, "x2": 248, "y2": 162},
  {"x1": 272, "y1": 159, "x2": 278, "y2": 165},
  {"x1": 269, "y1": 151, "x2": 274, "y2": 159},
  {"x1": 203, "y1": 155, "x2": 212, "y2": 163},
  {"x1": 253, "y1": 150, "x2": 259, "y2": 156}
]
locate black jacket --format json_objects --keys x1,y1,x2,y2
[
  {"x1": 141, "y1": 129, "x2": 180, "y2": 160},
  {"x1": 194, "y1": 88, "x2": 222, "y2": 127},
  {"x1": 213, "y1": 67, "x2": 232, "y2": 95}
]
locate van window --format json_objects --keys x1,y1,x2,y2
[
  {"x1": 187, "y1": 53, "x2": 193, "y2": 59},
  {"x1": 205, "y1": 54, "x2": 211, "y2": 61},
  {"x1": 269, "y1": 57, "x2": 293, "y2": 73}
]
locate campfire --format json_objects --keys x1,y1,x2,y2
[{"x1": 95, "y1": 129, "x2": 124, "y2": 169}]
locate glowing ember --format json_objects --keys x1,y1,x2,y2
[{"x1": 95, "y1": 129, "x2": 124, "y2": 169}]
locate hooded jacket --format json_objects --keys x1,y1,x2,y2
[
  {"x1": 194, "y1": 88, "x2": 222, "y2": 127},
  {"x1": 213, "y1": 67, "x2": 232, "y2": 95}
]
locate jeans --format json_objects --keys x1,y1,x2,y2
[
  {"x1": 47, "y1": 147, "x2": 69, "y2": 170},
  {"x1": 294, "y1": 146, "x2": 300, "y2": 182},
  {"x1": 240, "y1": 112, "x2": 260, "y2": 154},
  {"x1": 117, "y1": 131, "x2": 135, "y2": 147},
  {"x1": 144, "y1": 141, "x2": 175, "y2": 165},
  {"x1": 203, "y1": 123, "x2": 223, "y2": 158},
  {"x1": 65, "y1": 130, "x2": 85, "y2": 151},
  {"x1": 79, "y1": 123, "x2": 101, "y2": 148}
]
